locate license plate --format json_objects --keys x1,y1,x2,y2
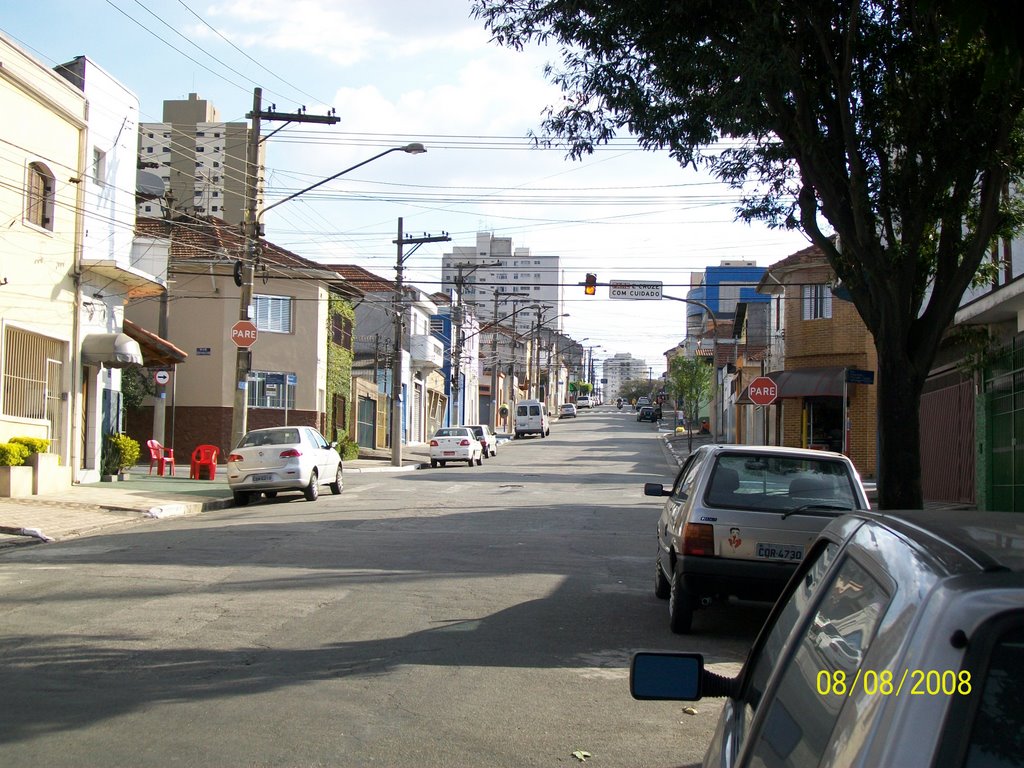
[
  {"x1": 252, "y1": 473, "x2": 274, "y2": 482},
  {"x1": 756, "y1": 543, "x2": 804, "y2": 561},
  {"x1": 443, "y1": 451, "x2": 456, "y2": 456}
]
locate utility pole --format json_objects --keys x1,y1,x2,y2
[
  {"x1": 390, "y1": 217, "x2": 450, "y2": 466},
  {"x1": 489, "y1": 290, "x2": 528, "y2": 427},
  {"x1": 231, "y1": 87, "x2": 340, "y2": 450},
  {"x1": 449, "y1": 261, "x2": 499, "y2": 426}
]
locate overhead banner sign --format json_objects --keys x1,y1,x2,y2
[{"x1": 609, "y1": 280, "x2": 663, "y2": 300}]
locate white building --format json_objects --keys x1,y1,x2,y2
[
  {"x1": 441, "y1": 232, "x2": 562, "y2": 332},
  {"x1": 603, "y1": 353, "x2": 650, "y2": 400},
  {"x1": 56, "y1": 56, "x2": 165, "y2": 482},
  {"x1": 137, "y1": 93, "x2": 256, "y2": 224}
]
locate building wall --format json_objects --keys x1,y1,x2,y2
[
  {"x1": 778, "y1": 263, "x2": 878, "y2": 478},
  {"x1": 0, "y1": 33, "x2": 86, "y2": 464}
]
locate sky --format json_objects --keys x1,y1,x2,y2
[{"x1": 2, "y1": 0, "x2": 811, "y2": 376}]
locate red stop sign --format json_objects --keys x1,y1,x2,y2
[
  {"x1": 231, "y1": 320, "x2": 258, "y2": 348},
  {"x1": 748, "y1": 376, "x2": 778, "y2": 406}
]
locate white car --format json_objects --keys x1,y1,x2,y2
[
  {"x1": 429, "y1": 427, "x2": 483, "y2": 467},
  {"x1": 465, "y1": 424, "x2": 498, "y2": 458},
  {"x1": 227, "y1": 426, "x2": 343, "y2": 506},
  {"x1": 576, "y1": 395, "x2": 592, "y2": 409}
]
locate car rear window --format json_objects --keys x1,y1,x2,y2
[
  {"x1": 705, "y1": 453, "x2": 862, "y2": 513},
  {"x1": 241, "y1": 429, "x2": 299, "y2": 447}
]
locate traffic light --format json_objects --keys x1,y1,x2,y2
[{"x1": 584, "y1": 273, "x2": 597, "y2": 296}]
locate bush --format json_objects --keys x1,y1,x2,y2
[
  {"x1": 9, "y1": 436, "x2": 50, "y2": 455},
  {"x1": 333, "y1": 430, "x2": 362, "y2": 460},
  {"x1": 102, "y1": 433, "x2": 141, "y2": 473},
  {"x1": 0, "y1": 442, "x2": 31, "y2": 467}
]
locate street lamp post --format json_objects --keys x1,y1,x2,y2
[
  {"x1": 230, "y1": 142, "x2": 426, "y2": 451},
  {"x1": 664, "y1": 294, "x2": 720, "y2": 440}
]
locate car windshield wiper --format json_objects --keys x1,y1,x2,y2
[{"x1": 782, "y1": 504, "x2": 853, "y2": 519}]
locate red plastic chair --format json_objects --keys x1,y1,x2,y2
[
  {"x1": 146, "y1": 439, "x2": 175, "y2": 476},
  {"x1": 190, "y1": 444, "x2": 220, "y2": 480}
]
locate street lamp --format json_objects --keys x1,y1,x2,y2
[
  {"x1": 230, "y1": 143, "x2": 426, "y2": 451},
  {"x1": 664, "y1": 294, "x2": 719, "y2": 440}
]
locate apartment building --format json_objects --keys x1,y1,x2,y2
[
  {"x1": 441, "y1": 232, "x2": 562, "y2": 331},
  {"x1": 137, "y1": 93, "x2": 256, "y2": 224},
  {"x1": 603, "y1": 353, "x2": 650, "y2": 400}
]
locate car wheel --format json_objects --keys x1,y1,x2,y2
[
  {"x1": 431, "y1": 459, "x2": 438, "y2": 468},
  {"x1": 440, "y1": 461, "x2": 446, "y2": 467},
  {"x1": 655, "y1": 551, "x2": 670, "y2": 599},
  {"x1": 514, "y1": 431, "x2": 522, "y2": 439},
  {"x1": 330, "y1": 465, "x2": 343, "y2": 495},
  {"x1": 264, "y1": 491, "x2": 278, "y2": 498},
  {"x1": 668, "y1": 562, "x2": 694, "y2": 634},
  {"x1": 232, "y1": 490, "x2": 251, "y2": 507},
  {"x1": 303, "y1": 470, "x2": 319, "y2": 502}
]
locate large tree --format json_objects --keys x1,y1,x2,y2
[{"x1": 474, "y1": 0, "x2": 1024, "y2": 508}]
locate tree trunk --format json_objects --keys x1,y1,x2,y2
[{"x1": 875, "y1": 347, "x2": 927, "y2": 510}]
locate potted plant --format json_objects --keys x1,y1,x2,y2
[
  {"x1": 0, "y1": 441, "x2": 33, "y2": 497},
  {"x1": 101, "y1": 433, "x2": 141, "y2": 482}
]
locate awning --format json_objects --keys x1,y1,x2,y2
[
  {"x1": 738, "y1": 366, "x2": 848, "y2": 403},
  {"x1": 81, "y1": 333, "x2": 144, "y2": 368}
]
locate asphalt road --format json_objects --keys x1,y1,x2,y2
[{"x1": 0, "y1": 408, "x2": 770, "y2": 768}]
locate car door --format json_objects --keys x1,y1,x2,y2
[
  {"x1": 306, "y1": 428, "x2": 332, "y2": 481},
  {"x1": 661, "y1": 450, "x2": 707, "y2": 555}
]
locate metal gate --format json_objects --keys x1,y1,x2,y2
[
  {"x1": 920, "y1": 376, "x2": 975, "y2": 504},
  {"x1": 984, "y1": 339, "x2": 1024, "y2": 511},
  {"x1": 356, "y1": 395, "x2": 376, "y2": 448}
]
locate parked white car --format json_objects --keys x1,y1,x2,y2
[
  {"x1": 576, "y1": 395, "x2": 593, "y2": 409},
  {"x1": 465, "y1": 424, "x2": 498, "y2": 458},
  {"x1": 227, "y1": 426, "x2": 343, "y2": 506},
  {"x1": 429, "y1": 427, "x2": 483, "y2": 467}
]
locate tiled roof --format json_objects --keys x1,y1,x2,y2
[
  {"x1": 321, "y1": 264, "x2": 397, "y2": 293},
  {"x1": 136, "y1": 216, "x2": 335, "y2": 273}
]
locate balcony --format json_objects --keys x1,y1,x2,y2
[{"x1": 410, "y1": 333, "x2": 444, "y2": 370}]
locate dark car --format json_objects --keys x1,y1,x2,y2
[
  {"x1": 631, "y1": 508, "x2": 1024, "y2": 767},
  {"x1": 637, "y1": 406, "x2": 657, "y2": 422}
]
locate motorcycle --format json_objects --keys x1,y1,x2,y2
[{"x1": 616, "y1": 399, "x2": 623, "y2": 410}]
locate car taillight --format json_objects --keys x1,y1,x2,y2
[
  {"x1": 280, "y1": 448, "x2": 302, "y2": 458},
  {"x1": 459, "y1": 439, "x2": 471, "y2": 446},
  {"x1": 430, "y1": 440, "x2": 439, "y2": 447},
  {"x1": 227, "y1": 453, "x2": 244, "y2": 462},
  {"x1": 682, "y1": 523, "x2": 715, "y2": 556}
]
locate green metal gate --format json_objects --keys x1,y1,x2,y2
[{"x1": 984, "y1": 338, "x2": 1024, "y2": 512}]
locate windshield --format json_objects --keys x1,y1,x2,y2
[{"x1": 705, "y1": 453, "x2": 862, "y2": 513}]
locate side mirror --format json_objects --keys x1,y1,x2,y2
[
  {"x1": 644, "y1": 482, "x2": 669, "y2": 497},
  {"x1": 630, "y1": 652, "x2": 738, "y2": 701},
  {"x1": 630, "y1": 653, "x2": 703, "y2": 700}
]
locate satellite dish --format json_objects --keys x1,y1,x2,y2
[{"x1": 136, "y1": 170, "x2": 165, "y2": 200}]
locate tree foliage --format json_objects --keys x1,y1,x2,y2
[
  {"x1": 616, "y1": 378, "x2": 654, "y2": 405},
  {"x1": 667, "y1": 357, "x2": 714, "y2": 452},
  {"x1": 474, "y1": 0, "x2": 1024, "y2": 508}
]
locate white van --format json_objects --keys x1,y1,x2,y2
[{"x1": 514, "y1": 400, "x2": 550, "y2": 439}]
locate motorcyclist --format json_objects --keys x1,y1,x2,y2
[{"x1": 616, "y1": 398, "x2": 623, "y2": 409}]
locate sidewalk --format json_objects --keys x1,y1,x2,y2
[{"x1": 0, "y1": 445, "x2": 431, "y2": 550}]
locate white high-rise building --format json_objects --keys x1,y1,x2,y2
[
  {"x1": 138, "y1": 93, "x2": 257, "y2": 224},
  {"x1": 441, "y1": 232, "x2": 562, "y2": 332},
  {"x1": 603, "y1": 353, "x2": 650, "y2": 400}
]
